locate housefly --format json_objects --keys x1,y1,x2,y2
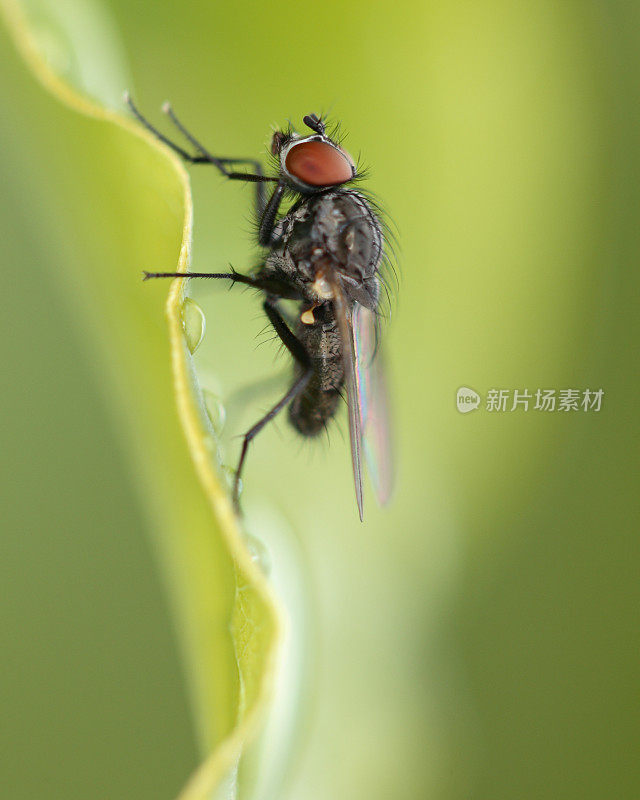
[{"x1": 125, "y1": 94, "x2": 394, "y2": 520}]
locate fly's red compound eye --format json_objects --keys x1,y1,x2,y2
[{"x1": 285, "y1": 140, "x2": 354, "y2": 187}]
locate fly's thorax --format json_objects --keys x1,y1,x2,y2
[{"x1": 266, "y1": 190, "x2": 383, "y2": 310}]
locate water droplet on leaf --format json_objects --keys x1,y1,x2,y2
[
  {"x1": 182, "y1": 297, "x2": 206, "y2": 353},
  {"x1": 221, "y1": 465, "x2": 241, "y2": 496},
  {"x1": 243, "y1": 532, "x2": 271, "y2": 575},
  {"x1": 203, "y1": 390, "x2": 226, "y2": 434}
]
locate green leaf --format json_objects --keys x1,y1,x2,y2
[
  {"x1": 5, "y1": 1, "x2": 640, "y2": 798},
  {"x1": 0, "y1": 1, "x2": 282, "y2": 797}
]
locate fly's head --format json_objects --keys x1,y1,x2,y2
[{"x1": 270, "y1": 113, "x2": 357, "y2": 194}]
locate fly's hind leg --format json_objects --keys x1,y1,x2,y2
[{"x1": 232, "y1": 300, "x2": 313, "y2": 509}]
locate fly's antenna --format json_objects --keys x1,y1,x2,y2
[{"x1": 303, "y1": 113, "x2": 325, "y2": 135}]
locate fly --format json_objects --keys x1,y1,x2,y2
[{"x1": 125, "y1": 94, "x2": 394, "y2": 520}]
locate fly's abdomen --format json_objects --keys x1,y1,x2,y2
[
  {"x1": 288, "y1": 375, "x2": 341, "y2": 437},
  {"x1": 288, "y1": 318, "x2": 343, "y2": 437}
]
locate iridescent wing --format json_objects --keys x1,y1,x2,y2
[
  {"x1": 330, "y1": 272, "x2": 393, "y2": 520},
  {"x1": 330, "y1": 278, "x2": 365, "y2": 520},
  {"x1": 352, "y1": 303, "x2": 394, "y2": 507}
]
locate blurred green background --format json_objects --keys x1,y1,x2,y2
[{"x1": 1, "y1": 0, "x2": 639, "y2": 798}]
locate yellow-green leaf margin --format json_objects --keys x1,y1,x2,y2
[{"x1": 0, "y1": 1, "x2": 283, "y2": 797}]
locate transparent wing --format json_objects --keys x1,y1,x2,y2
[
  {"x1": 352, "y1": 304, "x2": 394, "y2": 506},
  {"x1": 329, "y1": 277, "x2": 365, "y2": 521}
]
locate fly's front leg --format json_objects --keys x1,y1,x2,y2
[
  {"x1": 125, "y1": 93, "x2": 276, "y2": 217},
  {"x1": 162, "y1": 102, "x2": 268, "y2": 216},
  {"x1": 125, "y1": 95, "x2": 289, "y2": 243},
  {"x1": 232, "y1": 299, "x2": 313, "y2": 509},
  {"x1": 258, "y1": 182, "x2": 287, "y2": 247}
]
